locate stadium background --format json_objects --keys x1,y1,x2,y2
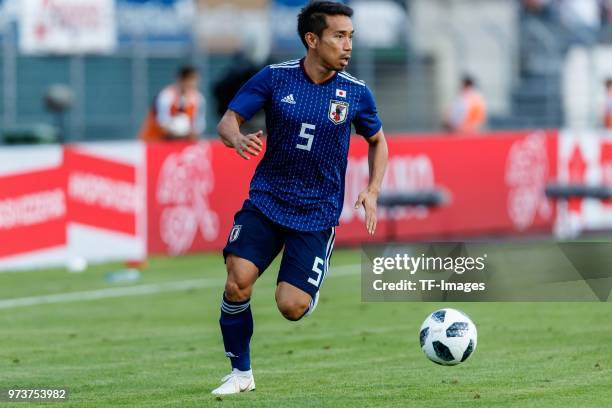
[
  {"x1": 0, "y1": 1, "x2": 610, "y2": 407},
  {"x1": 2, "y1": 0, "x2": 612, "y2": 267}
]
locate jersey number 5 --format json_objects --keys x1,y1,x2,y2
[
  {"x1": 296, "y1": 123, "x2": 316, "y2": 151},
  {"x1": 308, "y1": 256, "x2": 325, "y2": 287}
]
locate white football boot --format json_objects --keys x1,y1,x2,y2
[{"x1": 211, "y1": 369, "x2": 255, "y2": 395}]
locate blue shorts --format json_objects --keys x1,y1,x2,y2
[{"x1": 223, "y1": 200, "x2": 336, "y2": 298}]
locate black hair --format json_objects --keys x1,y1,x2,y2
[
  {"x1": 297, "y1": 1, "x2": 353, "y2": 49},
  {"x1": 606, "y1": 78, "x2": 612, "y2": 88},
  {"x1": 177, "y1": 65, "x2": 199, "y2": 80},
  {"x1": 462, "y1": 75, "x2": 475, "y2": 88}
]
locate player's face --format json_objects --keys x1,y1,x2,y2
[{"x1": 317, "y1": 15, "x2": 353, "y2": 71}]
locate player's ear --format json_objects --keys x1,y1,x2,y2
[{"x1": 305, "y1": 32, "x2": 318, "y2": 49}]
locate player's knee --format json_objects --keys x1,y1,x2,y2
[
  {"x1": 276, "y1": 298, "x2": 309, "y2": 321},
  {"x1": 224, "y1": 278, "x2": 252, "y2": 302},
  {"x1": 224, "y1": 258, "x2": 256, "y2": 301}
]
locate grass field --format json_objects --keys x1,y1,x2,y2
[{"x1": 0, "y1": 249, "x2": 610, "y2": 407}]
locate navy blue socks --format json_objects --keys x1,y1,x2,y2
[{"x1": 219, "y1": 293, "x2": 253, "y2": 371}]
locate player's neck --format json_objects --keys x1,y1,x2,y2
[{"x1": 303, "y1": 55, "x2": 336, "y2": 85}]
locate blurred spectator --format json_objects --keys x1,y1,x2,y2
[
  {"x1": 603, "y1": 78, "x2": 612, "y2": 128},
  {"x1": 138, "y1": 65, "x2": 205, "y2": 142},
  {"x1": 443, "y1": 76, "x2": 487, "y2": 134}
]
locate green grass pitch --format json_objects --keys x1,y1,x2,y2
[{"x1": 0, "y1": 249, "x2": 610, "y2": 407}]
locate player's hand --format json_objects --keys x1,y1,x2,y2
[
  {"x1": 354, "y1": 189, "x2": 379, "y2": 235},
  {"x1": 234, "y1": 130, "x2": 263, "y2": 160}
]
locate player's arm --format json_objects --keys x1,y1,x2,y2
[
  {"x1": 217, "y1": 109, "x2": 263, "y2": 160},
  {"x1": 354, "y1": 128, "x2": 388, "y2": 235},
  {"x1": 353, "y1": 85, "x2": 388, "y2": 235}
]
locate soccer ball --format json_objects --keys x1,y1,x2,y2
[{"x1": 419, "y1": 308, "x2": 477, "y2": 365}]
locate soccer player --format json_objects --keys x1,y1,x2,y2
[{"x1": 212, "y1": 1, "x2": 388, "y2": 395}]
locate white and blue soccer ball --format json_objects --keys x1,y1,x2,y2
[{"x1": 419, "y1": 308, "x2": 477, "y2": 366}]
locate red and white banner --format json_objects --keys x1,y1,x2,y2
[
  {"x1": 338, "y1": 130, "x2": 558, "y2": 243},
  {"x1": 145, "y1": 130, "x2": 558, "y2": 255},
  {"x1": 0, "y1": 145, "x2": 66, "y2": 268},
  {"x1": 147, "y1": 141, "x2": 257, "y2": 254},
  {"x1": 65, "y1": 142, "x2": 145, "y2": 263},
  {"x1": 555, "y1": 130, "x2": 612, "y2": 237},
  {"x1": 19, "y1": 0, "x2": 117, "y2": 55},
  {"x1": 0, "y1": 130, "x2": 567, "y2": 269},
  {"x1": 0, "y1": 142, "x2": 145, "y2": 271}
]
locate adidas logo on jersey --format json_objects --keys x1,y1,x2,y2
[{"x1": 281, "y1": 94, "x2": 296, "y2": 104}]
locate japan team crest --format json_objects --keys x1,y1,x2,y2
[
  {"x1": 229, "y1": 225, "x2": 242, "y2": 242},
  {"x1": 328, "y1": 100, "x2": 349, "y2": 125}
]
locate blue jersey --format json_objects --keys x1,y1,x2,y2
[{"x1": 228, "y1": 58, "x2": 382, "y2": 231}]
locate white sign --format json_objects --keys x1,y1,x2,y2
[{"x1": 19, "y1": 0, "x2": 117, "y2": 55}]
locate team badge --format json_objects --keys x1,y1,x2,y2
[
  {"x1": 229, "y1": 225, "x2": 242, "y2": 242},
  {"x1": 328, "y1": 100, "x2": 349, "y2": 125}
]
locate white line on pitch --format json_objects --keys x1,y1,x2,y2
[{"x1": 0, "y1": 264, "x2": 361, "y2": 310}]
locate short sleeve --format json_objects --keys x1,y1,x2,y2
[
  {"x1": 353, "y1": 86, "x2": 382, "y2": 138},
  {"x1": 155, "y1": 87, "x2": 174, "y2": 127},
  {"x1": 228, "y1": 66, "x2": 273, "y2": 120}
]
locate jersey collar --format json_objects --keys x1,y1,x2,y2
[{"x1": 300, "y1": 58, "x2": 338, "y2": 86}]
